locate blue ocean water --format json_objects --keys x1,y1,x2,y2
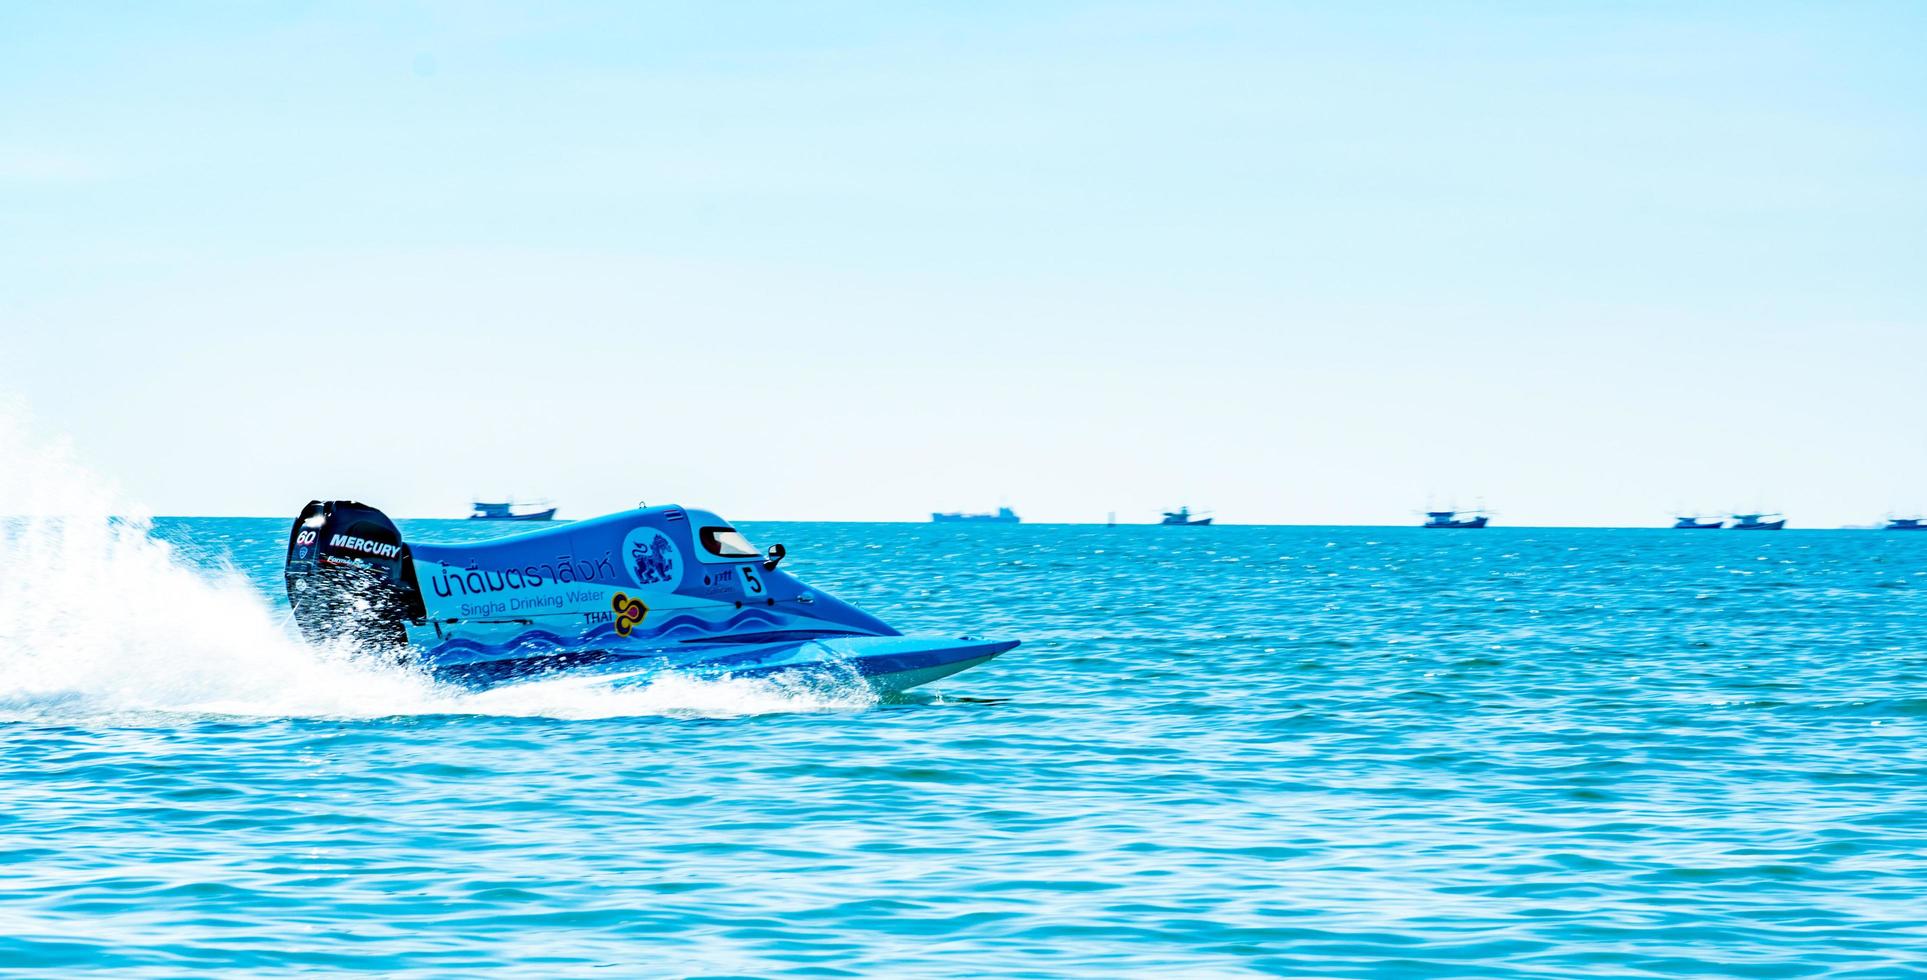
[{"x1": 2, "y1": 518, "x2": 1925, "y2": 977}]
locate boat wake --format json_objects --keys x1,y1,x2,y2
[{"x1": 0, "y1": 406, "x2": 876, "y2": 723}]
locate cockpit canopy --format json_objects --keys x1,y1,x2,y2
[
  {"x1": 682, "y1": 509, "x2": 760, "y2": 563},
  {"x1": 700, "y1": 525, "x2": 758, "y2": 558}
]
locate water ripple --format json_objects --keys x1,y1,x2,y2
[{"x1": 2, "y1": 521, "x2": 1926, "y2": 976}]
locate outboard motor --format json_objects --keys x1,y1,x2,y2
[{"x1": 284, "y1": 500, "x2": 423, "y2": 649}]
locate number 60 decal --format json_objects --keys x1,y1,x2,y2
[{"x1": 739, "y1": 564, "x2": 766, "y2": 597}]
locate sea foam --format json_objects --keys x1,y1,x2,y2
[{"x1": 0, "y1": 403, "x2": 872, "y2": 722}]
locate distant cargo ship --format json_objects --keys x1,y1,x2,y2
[
  {"x1": 1887, "y1": 516, "x2": 1926, "y2": 531},
  {"x1": 1161, "y1": 507, "x2": 1213, "y2": 526},
  {"x1": 931, "y1": 507, "x2": 1020, "y2": 524},
  {"x1": 1673, "y1": 516, "x2": 1724, "y2": 529},
  {"x1": 1728, "y1": 513, "x2": 1785, "y2": 531},
  {"x1": 470, "y1": 500, "x2": 558, "y2": 521},
  {"x1": 1423, "y1": 510, "x2": 1489, "y2": 529}
]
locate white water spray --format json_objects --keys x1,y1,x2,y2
[{"x1": 0, "y1": 405, "x2": 874, "y2": 721}]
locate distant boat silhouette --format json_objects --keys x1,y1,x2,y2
[
  {"x1": 1728, "y1": 513, "x2": 1785, "y2": 530},
  {"x1": 1887, "y1": 516, "x2": 1927, "y2": 531},
  {"x1": 1423, "y1": 510, "x2": 1489, "y2": 529},
  {"x1": 1161, "y1": 507, "x2": 1213, "y2": 526},
  {"x1": 932, "y1": 507, "x2": 1020, "y2": 524},
  {"x1": 470, "y1": 499, "x2": 557, "y2": 521},
  {"x1": 1673, "y1": 516, "x2": 1724, "y2": 529}
]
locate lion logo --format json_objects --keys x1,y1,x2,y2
[
  {"x1": 618, "y1": 526, "x2": 684, "y2": 592},
  {"x1": 630, "y1": 533, "x2": 677, "y2": 586}
]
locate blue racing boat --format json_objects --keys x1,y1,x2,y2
[{"x1": 285, "y1": 501, "x2": 1016, "y2": 692}]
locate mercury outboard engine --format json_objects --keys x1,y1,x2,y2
[{"x1": 284, "y1": 500, "x2": 423, "y2": 649}]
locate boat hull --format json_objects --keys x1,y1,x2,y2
[
  {"x1": 425, "y1": 635, "x2": 1018, "y2": 694},
  {"x1": 1424, "y1": 517, "x2": 1488, "y2": 529},
  {"x1": 1729, "y1": 521, "x2": 1785, "y2": 531}
]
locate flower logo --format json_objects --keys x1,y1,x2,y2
[{"x1": 611, "y1": 592, "x2": 647, "y2": 637}]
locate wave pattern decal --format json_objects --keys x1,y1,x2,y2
[{"x1": 425, "y1": 608, "x2": 797, "y2": 660}]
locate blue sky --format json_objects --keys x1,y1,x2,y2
[{"x1": 2, "y1": 2, "x2": 1922, "y2": 524}]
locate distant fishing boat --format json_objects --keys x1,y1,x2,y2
[
  {"x1": 1423, "y1": 510, "x2": 1489, "y2": 529},
  {"x1": 1160, "y1": 507, "x2": 1213, "y2": 526},
  {"x1": 931, "y1": 507, "x2": 1020, "y2": 524},
  {"x1": 470, "y1": 499, "x2": 558, "y2": 521},
  {"x1": 1887, "y1": 516, "x2": 1927, "y2": 531},
  {"x1": 1728, "y1": 513, "x2": 1785, "y2": 531},
  {"x1": 1673, "y1": 515, "x2": 1724, "y2": 529}
]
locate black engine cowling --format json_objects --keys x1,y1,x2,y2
[{"x1": 285, "y1": 500, "x2": 423, "y2": 649}]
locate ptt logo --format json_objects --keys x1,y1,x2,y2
[{"x1": 611, "y1": 592, "x2": 648, "y2": 637}]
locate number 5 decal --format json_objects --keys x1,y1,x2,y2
[{"x1": 740, "y1": 564, "x2": 766, "y2": 597}]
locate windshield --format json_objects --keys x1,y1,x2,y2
[{"x1": 699, "y1": 526, "x2": 760, "y2": 558}]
